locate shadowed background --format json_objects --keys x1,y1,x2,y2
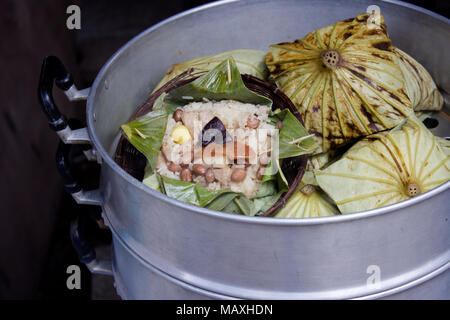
[{"x1": 0, "y1": 0, "x2": 448, "y2": 300}]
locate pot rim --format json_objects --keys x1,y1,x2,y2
[{"x1": 86, "y1": 0, "x2": 450, "y2": 226}]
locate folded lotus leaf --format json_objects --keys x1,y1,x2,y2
[
  {"x1": 274, "y1": 172, "x2": 339, "y2": 218},
  {"x1": 266, "y1": 13, "x2": 413, "y2": 154},
  {"x1": 306, "y1": 150, "x2": 338, "y2": 171},
  {"x1": 414, "y1": 111, "x2": 433, "y2": 122},
  {"x1": 153, "y1": 49, "x2": 269, "y2": 92},
  {"x1": 437, "y1": 137, "x2": 450, "y2": 156},
  {"x1": 315, "y1": 116, "x2": 450, "y2": 213},
  {"x1": 394, "y1": 47, "x2": 443, "y2": 111}
]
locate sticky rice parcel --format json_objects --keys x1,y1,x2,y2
[{"x1": 156, "y1": 100, "x2": 276, "y2": 198}]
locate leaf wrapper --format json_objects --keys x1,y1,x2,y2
[
  {"x1": 266, "y1": 13, "x2": 413, "y2": 154},
  {"x1": 274, "y1": 186, "x2": 339, "y2": 218},
  {"x1": 270, "y1": 109, "x2": 318, "y2": 158},
  {"x1": 160, "y1": 175, "x2": 239, "y2": 207},
  {"x1": 153, "y1": 49, "x2": 269, "y2": 92},
  {"x1": 394, "y1": 47, "x2": 443, "y2": 111},
  {"x1": 121, "y1": 109, "x2": 168, "y2": 171},
  {"x1": 315, "y1": 115, "x2": 450, "y2": 213},
  {"x1": 165, "y1": 58, "x2": 272, "y2": 107},
  {"x1": 159, "y1": 174, "x2": 282, "y2": 216}
]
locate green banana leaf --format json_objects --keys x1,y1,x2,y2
[
  {"x1": 254, "y1": 191, "x2": 285, "y2": 214},
  {"x1": 222, "y1": 198, "x2": 243, "y2": 214},
  {"x1": 165, "y1": 57, "x2": 272, "y2": 107},
  {"x1": 256, "y1": 179, "x2": 277, "y2": 197},
  {"x1": 252, "y1": 159, "x2": 289, "y2": 215},
  {"x1": 153, "y1": 49, "x2": 269, "y2": 92},
  {"x1": 270, "y1": 109, "x2": 318, "y2": 158},
  {"x1": 261, "y1": 158, "x2": 288, "y2": 190},
  {"x1": 142, "y1": 162, "x2": 243, "y2": 211},
  {"x1": 233, "y1": 195, "x2": 256, "y2": 216},
  {"x1": 206, "y1": 192, "x2": 240, "y2": 212},
  {"x1": 121, "y1": 108, "x2": 168, "y2": 171},
  {"x1": 159, "y1": 175, "x2": 239, "y2": 207},
  {"x1": 157, "y1": 170, "x2": 286, "y2": 216},
  {"x1": 143, "y1": 173, "x2": 161, "y2": 192},
  {"x1": 233, "y1": 164, "x2": 287, "y2": 216}
]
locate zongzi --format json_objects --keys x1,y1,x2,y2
[
  {"x1": 315, "y1": 115, "x2": 450, "y2": 213},
  {"x1": 394, "y1": 47, "x2": 443, "y2": 111},
  {"x1": 274, "y1": 172, "x2": 339, "y2": 218},
  {"x1": 266, "y1": 13, "x2": 413, "y2": 154}
]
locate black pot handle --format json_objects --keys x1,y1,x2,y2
[
  {"x1": 57, "y1": 140, "x2": 93, "y2": 262},
  {"x1": 38, "y1": 56, "x2": 91, "y2": 144},
  {"x1": 58, "y1": 140, "x2": 111, "y2": 274},
  {"x1": 38, "y1": 56, "x2": 74, "y2": 131},
  {"x1": 41, "y1": 56, "x2": 109, "y2": 274},
  {"x1": 70, "y1": 216, "x2": 96, "y2": 264},
  {"x1": 56, "y1": 141, "x2": 82, "y2": 194},
  {"x1": 70, "y1": 217, "x2": 112, "y2": 275},
  {"x1": 55, "y1": 139, "x2": 102, "y2": 205}
]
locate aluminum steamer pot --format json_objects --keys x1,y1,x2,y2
[{"x1": 38, "y1": 0, "x2": 450, "y2": 299}]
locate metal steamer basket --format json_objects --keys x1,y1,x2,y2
[{"x1": 38, "y1": 0, "x2": 449, "y2": 299}]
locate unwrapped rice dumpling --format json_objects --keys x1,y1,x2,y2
[{"x1": 120, "y1": 58, "x2": 316, "y2": 217}]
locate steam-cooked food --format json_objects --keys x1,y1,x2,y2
[
  {"x1": 265, "y1": 13, "x2": 413, "y2": 154},
  {"x1": 262, "y1": 11, "x2": 448, "y2": 217},
  {"x1": 121, "y1": 58, "x2": 317, "y2": 216},
  {"x1": 118, "y1": 11, "x2": 448, "y2": 219},
  {"x1": 315, "y1": 116, "x2": 450, "y2": 213},
  {"x1": 394, "y1": 47, "x2": 443, "y2": 111},
  {"x1": 155, "y1": 100, "x2": 275, "y2": 198},
  {"x1": 437, "y1": 137, "x2": 450, "y2": 156}
]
